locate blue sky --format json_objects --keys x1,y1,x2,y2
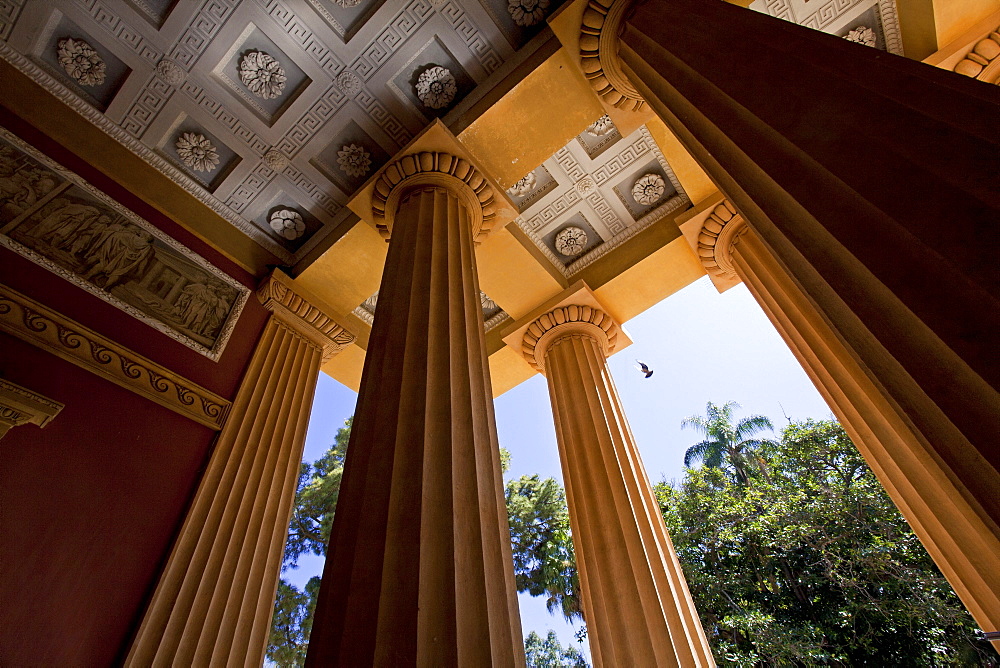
[{"x1": 283, "y1": 274, "x2": 833, "y2": 660}]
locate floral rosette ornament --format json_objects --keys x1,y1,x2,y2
[
  {"x1": 57, "y1": 38, "x2": 106, "y2": 86},
  {"x1": 632, "y1": 173, "x2": 666, "y2": 206},
  {"x1": 239, "y1": 51, "x2": 286, "y2": 100},
  {"x1": 509, "y1": 172, "x2": 537, "y2": 197},
  {"x1": 844, "y1": 26, "x2": 877, "y2": 47},
  {"x1": 269, "y1": 209, "x2": 306, "y2": 240},
  {"x1": 415, "y1": 66, "x2": 457, "y2": 109},
  {"x1": 175, "y1": 133, "x2": 220, "y2": 173},
  {"x1": 586, "y1": 114, "x2": 615, "y2": 137},
  {"x1": 554, "y1": 225, "x2": 588, "y2": 257},
  {"x1": 337, "y1": 144, "x2": 372, "y2": 178},
  {"x1": 508, "y1": 0, "x2": 550, "y2": 27}
]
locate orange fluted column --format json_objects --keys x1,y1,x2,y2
[
  {"x1": 522, "y1": 306, "x2": 713, "y2": 667},
  {"x1": 306, "y1": 154, "x2": 523, "y2": 666},
  {"x1": 125, "y1": 271, "x2": 355, "y2": 667},
  {"x1": 695, "y1": 202, "x2": 1000, "y2": 649}
]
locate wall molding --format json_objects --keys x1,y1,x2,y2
[{"x1": 0, "y1": 283, "x2": 230, "y2": 429}]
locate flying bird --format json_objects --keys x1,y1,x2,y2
[{"x1": 635, "y1": 360, "x2": 654, "y2": 378}]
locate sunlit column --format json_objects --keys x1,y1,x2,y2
[
  {"x1": 306, "y1": 153, "x2": 523, "y2": 666},
  {"x1": 125, "y1": 270, "x2": 355, "y2": 667},
  {"x1": 695, "y1": 201, "x2": 1000, "y2": 649},
  {"x1": 523, "y1": 305, "x2": 714, "y2": 667}
]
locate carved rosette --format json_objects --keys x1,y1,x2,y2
[
  {"x1": 509, "y1": 172, "x2": 537, "y2": 197},
  {"x1": 844, "y1": 26, "x2": 877, "y2": 47},
  {"x1": 522, "y1": 305, "x2": 620, "y2": 371},
  {"x1": 580, "y1": 0, "x2": 645, "y2": 111},
  {"x1": 269, "y1": 209, "x2": 306, "y2": 240},
  {"x1": 175, "y1": 132, "x2": 220, "y2": 173},
  {"x1": 257, "y1": 274, "x2": 356, "y2": 361},
  {"x1": 415, "y1": 66, "x2": 457, "y2": 109},
  {"x1": 335, "y1": 70, "x2": 362, "y2": 95},
  {"x1": 954, "y1": 27, "x2": 1000, "y2": 81},
  {"x1": 239, "y1": 51, "x2": 286, "y2": 100},
  {"x1": 371, "y1": 151, "x2": 497, "y2": 242},
  {"x1": 632, "y1": 173, "x2": 665, "y2": 205},
  {"x1": 586, "y1": 114, "x2": 615, "y2": 137},
  {"x1": 337, "y1": 143, "x2": 372, "y2": 177},
  {"x1": 263, "y1": 149, "x2": 289, "y2": 172},
  {"x1": 508, "y1": 0, "x2": 550, "y2": 26},
  {"x1": 155, "y1": 59, "x2": 186, "y2": 86},
  {"x1": 554, "y1": 225, "x2": 588, "y2": 256},
  {"x1": 57, "y1": 38, "x2": 106, "y2": 86},
  {"x1": 696, "y1": 199, "x2": 748, "y2": 279},
  {"x1": 575, "y1": 176, "x2": 597, "y2": 195}
]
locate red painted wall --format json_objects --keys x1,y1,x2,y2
[
  {"x1": 0, "y1": 117, "x2": 271, "y2": 663},
  {"x1": 0, "y1": 333, "x2": 216, "y2": 666}
]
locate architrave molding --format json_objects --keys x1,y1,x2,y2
[
  {"x1": 522, "y1": 304, "x2": 621, "y2": 371},
  {"x1": 580, "y1": 0, "x2": 645, "y2": 111},
  {"x1": 257, "y1": 271, "x2": 356, "y2": 362},
  {"x1": 0, "y1": 378, "x2": 64, "y2": 440},
  {"x1": 371, "y1": 152, "x2": 498, "y2": 242},
  {"x1": 0, "y1": 283, "x2": 230, "y2": 429}
]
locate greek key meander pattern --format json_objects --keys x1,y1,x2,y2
[
  {"x1": 0, "y1": 0, "x2": 26, "y2": 41},
  {"x1": 0, "y1": 283, "x2": 231, "y2": 430}
]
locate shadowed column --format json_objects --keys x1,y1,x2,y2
[
  {"x1": 306, "y1": 154, "x2": 523, "y2": 666},
  {"x1": 125, "y1": 271, "x2": 355, "y2": 667},
  {"x1": 523, "y1": 305, "x2": 713, "y2": 667}
]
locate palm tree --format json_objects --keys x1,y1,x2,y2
[{"x1": 681, "y1": 401, "x2": 774, "y2": 484}]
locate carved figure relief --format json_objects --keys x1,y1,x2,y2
[
  {"x1": 156, "y1": 59, "x2": 186, "y2": 86},
  {"x1": 844, "y1": 26, "x2": 877, "y2": 47},
  {"x1": 632, "y1": 173, "x2": 665, "y2": 206},
  {"x1": 337, "y1": 144, "x2": 372, "y2": 177},
  {"x1": 415, "y1": 66, "x2": 457, "y2": 109},
  {"x1": 509, "y1": 172, "x2": 537, "y2": 197},
  {"x1": 554, "y1": 225, "x2": 588, "y2": 257},
  {"x1": 586, "y1": 114, "x2": 615, "y2": 137},
  {"x1": 269, "y1": 209, "x2": 306, "y2": 240},
  {"x1": 238, "y1": 51, "x2": 287, "y2": 100},
  {"x1": 508, "y1": 0, "x2": 550, "y2": 26},
  {"x1": 57, "y1": 38, "x2": 106, "y2": 86},
  {"x1": 0, "y1": 131, "x2": 248, "y2": 359},
  {"x1": 175, "y1": 133, "x2": 220, "y2": 173}
]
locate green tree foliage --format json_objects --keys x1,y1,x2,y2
[
  {"x1": 524, "y1": 630, "x2": 589, "y2": 667},
  {"x1": 681, "y1": 401, "x2": 774, "y2": 485},
  {"x1": 660, "y1": 416, "x2": 995, "y2": 665}
]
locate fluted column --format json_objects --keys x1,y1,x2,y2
[
  {"x1": 696, "y1": 202, "x2": 1000, "y2": 648},
  {"x1": 306, "y1": 153, "x2": 522, "y2": 666},
  {"x1": 125, "y1": 271, "x2": 355, "y2": 667},
  {"x1": 522, "y1": 306, "x2": 713, "y2": 667}
]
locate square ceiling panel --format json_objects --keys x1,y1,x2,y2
[
  {"x1": 33, "y1": 12, "x2": 131, "y2": 112},
  {"x1": 575, "y1": 114, "x2": 622, "y2": 160},
  {"x1": 124, "y1": 0, "x2": 178, "y2": 28},
  {"x1": 389, "y1": 36, "x2": 476, "y2": 120},
  {"x1": 214, "y1": 24, "x2": 312, "y2": 127},
  {"x1": 306, "y1": 0, "x2": 390, "y2": 43},
  {"x1": 249, "y1": 191, "x2": 326, "y2": 252},
  {"x1": 479, "y1": 0, "x2": 565, "y2": 50},
  {"x1": 156, "y1": 116, "x2": 241, "y2": 193},
  {"x1": 312, "y1": 120, "x2": 392, "y2": 196},
  {"x1": 612, "y1": 159, "x2": 679, "y2": 221},
  {"x1": 541, "y1": 212, "x2": 604, "y2": 267},
  {"x1": 507, "y1": 164, "x2": 558, "y2": 213}
]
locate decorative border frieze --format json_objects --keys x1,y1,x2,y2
[
  {"x1": 75, "y1": 0, "x2": 163, "y2": 63},
  {"x1": 0, "y1": 43, "x2": 295, "y2": 263},
  {"x1": 0, "y1": 283, "x2": 230, "y2": 430},
  {"x1": 0, "y1": 0, "x2": 27, "y2": 41}
]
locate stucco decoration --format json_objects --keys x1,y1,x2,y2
[
  {"x1": 238, "y1": 51, "x2": 286, "y2": 100},
  {"x1": 57, "y1": 38, "x2": 106, "y2": 86},
  {"x1": 264, "y1": 149, "x2": 289, "y2": 172},
  {"x1": 415, "y1": 66, "x2": 457, "y2": 109},
  {"x1": 371, "y1": 152, "x2": 497, "y2": 241},
  {"x1": 337, "y1": 144, "x2": 372, "y2": 177},
  {"x1": 521, "y1": 304, "x2": 620, "y2": 371},
  {"x1": 631, "y1": 173, "x2": 665, "y2": 206},
  {"x1": 954, "y1": 27, "x2": 1000, "y2": 80},
  {"x1": 580, "y1": 0, "x2": 645, "y2": 111},
  {"x1": 332, "y1": 0, "x2": 363, "y2": 6},
  {"x1": 844, "y1": 26, "x2": 877, "y2": 47},
  {"x1": 155, "y1": 59, "x2": 186, "y2": 86},
  {"x1": 697, "y1": 199, "x2": 748, "y2": 280},
  {"x1": 509, "y1": 172, "x2": 537, "y2": 196},
  {"x1": 575, "y1": 176, "x2": 596, "y2": 195},
  {"x1": 335, "y1": 69, "x2": 362, "y2": 96},
  {"x1": 554, "y1": 225, "x2": 588, "y2": 257},
  {"x1": 175, "y1": 133, "x2": 220, "y2": 173},
  {"x1": 508, "y1": 0, "x2": 550, "y2": 26},
  {"x1": 269, "y1": 209, "x2": 306, "y2": 240},
  {"x1": 586, "y1": 114, "x2": 615, "y2": 137}
]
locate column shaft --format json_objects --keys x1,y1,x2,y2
[
  {"x1": 543, "y1": 329, "x2": 712, "y2": 667},
  {"x1": 730, "y1": 229, "x2": 1000, "y2": 643},
  {"x1": 125, "y1": 316, "x2": 323, "y2": 666},
  {"x1": 306, "y1": 186, "x2": 522, "y2": 666}
]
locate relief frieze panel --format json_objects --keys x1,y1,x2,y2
[{"x1": 0, "y1": 129, "x2": 250, "y2": 360}]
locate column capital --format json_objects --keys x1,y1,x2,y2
[
  {"x1": 371, "y1": 151, "x2": 498, "y2": 242},
  {"x1": 257, "y1": 271, "x2": 356, "y2": 362},
  {"x1": 696, "y1": 199, "x2": 748, "y2": 282},
  {"x1": 521, "y1": 304, "x2": 621, "y2": 372},
  {"x1": 580, "y1": 0, "x2": 645, "y2": 111}
]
